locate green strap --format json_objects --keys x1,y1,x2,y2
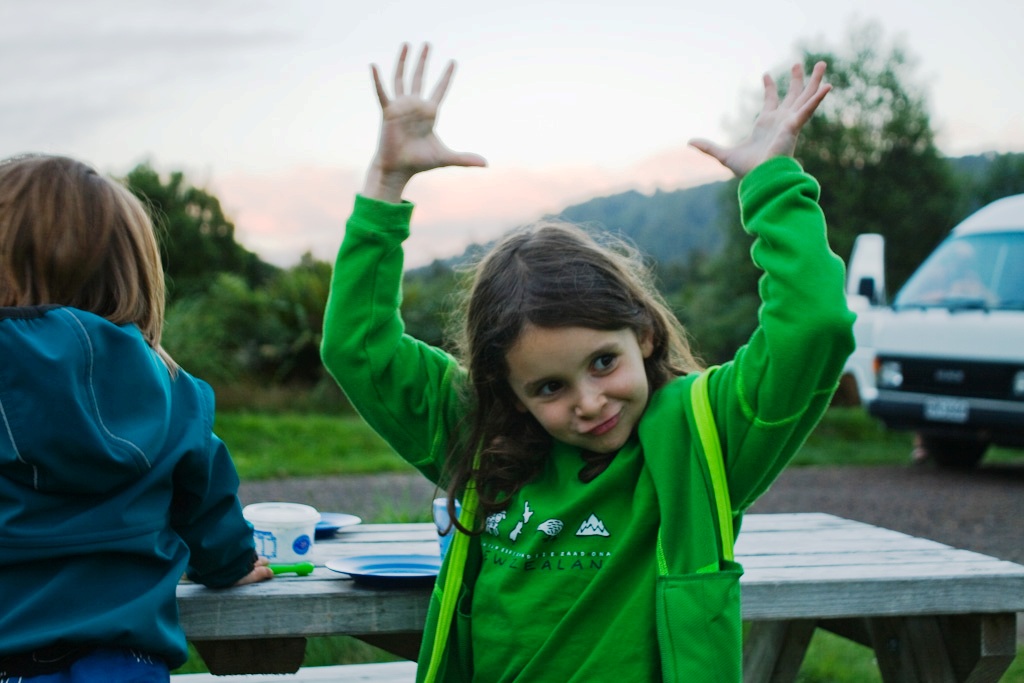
[
  {"x1": 656, "y1": 367, "x2": 734, "y2": 576},
  {"x1": 691, "y1": 367, "x2": 734, "y2": 563},
  {"x1": 422, "y1": 458, "x2": 480, "y2": 683}
]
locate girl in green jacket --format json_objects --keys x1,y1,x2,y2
[{"x1": 322, "y1": 43, "x2": 855, "y2": 682}]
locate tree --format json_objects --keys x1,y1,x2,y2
[
  {"x1": 263, "y1": 253, "x2": 334, "y2": 383},
  {"x1": 666, "y1": 182, "x2": 751, "y2": 365},
  {"x1": 971, "y1": 152, "x2": 1024, "y2": 207},
  {"x1": 401, "y1": 260, "x2": 462, "y2": 350},
  {"x1": 681, "y1": 22, "x2": 960, "y2": 363},
  {"x1": 124, "y1": 164, "x2": 339, "y2": 387},
  {"x1": 162, "y1": 273, "x2": 282, "y2": 385},
  {"x1": 123, "y1": 163, "x2": 277, "y2": 301},
  {"x1": 162, "y1": 254, "x2": 338, "y2": 387},
  {"x1": 798, "y1": 21, "x2": 960, "y2": 290}
]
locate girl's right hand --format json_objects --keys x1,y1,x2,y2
[
  {"x1": 363, "y1": 43, "x2": 487, "y2": 203},
  {"x1": 689, "y1": 61, "x2": 830, "y2": 178},
  {"x1": 233, "y1": 556, "x2": 273, "y2": 586}
]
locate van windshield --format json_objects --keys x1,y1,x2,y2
[{"x1": 895, "y1": 231, "x2": 1024, "y2": 310}]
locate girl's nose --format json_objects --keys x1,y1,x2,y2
[{"x1": 574, "y1": 385, "x2": 605, "y2": 417}]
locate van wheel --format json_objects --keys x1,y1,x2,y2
[{"x1": 921, "y1": 435, "x2": 987, "y2": 468}]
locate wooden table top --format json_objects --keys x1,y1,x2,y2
[{"x1": 179, "y1": 512, "x2": 1024, "y2": 641}]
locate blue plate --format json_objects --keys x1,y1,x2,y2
[
  {"x1": 325, "y1": 554, "x2": 441, "y2": 588},
  {"x1": 315, "y1": 512, "x2": 363, "y2": 539}
]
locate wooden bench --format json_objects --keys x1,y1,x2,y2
[
  {"x1": 178, "y1": 513, "x2": 1024, "y2": 682},
  {"x1": 172, "y1": 661, "x2": 415, "y2": 682}
]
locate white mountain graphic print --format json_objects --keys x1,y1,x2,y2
[{"x1": 576, "y1": 514, "x2": 609, "y2": 537}]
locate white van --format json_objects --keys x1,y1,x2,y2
[{"x1": 842, "y1": 194, "x2": 1024, "y2": 467}]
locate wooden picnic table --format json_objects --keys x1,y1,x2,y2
[{"x1": 178, "y1": 512, "x2": 1024, "y2": 682}]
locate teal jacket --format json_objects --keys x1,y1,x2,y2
[
  {"x1": 0, "y1": 306, "x2": 257, "y2": 668},
  {"x1": 321, "y1": 157, "x2": 856, "y2": 681}
]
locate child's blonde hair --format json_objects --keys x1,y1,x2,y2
[
  {"x1": 0, "y1": 154, "x2": 177, "y2": 373},
  {"x1": 444, "y1": 220, "x2": 702, "y2": 521}
]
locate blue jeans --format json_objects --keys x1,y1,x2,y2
[{"x1": 0, "y1": 648, "x2": 168, "y2": 683}]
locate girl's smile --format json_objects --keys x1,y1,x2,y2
[
  {"x1": 505, "y1": 324, "x2": 654, "y2": 453},
  {"x1": 588, "y1": 412, "x2": 621, "y2": 436}
]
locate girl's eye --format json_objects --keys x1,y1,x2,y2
[
  {"x1": 537, "y1": 381, "x2": 562, "y2": 397},
  {"x1": 593, "y1": 354, "x2": 617, "y2": 372}
]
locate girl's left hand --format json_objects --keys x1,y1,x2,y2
[{"x1": 689, "y1": 61, "x2": 830, "y2": 178}]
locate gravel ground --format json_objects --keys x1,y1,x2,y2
[{"x1": 239, "y1": 472, "x2": 439, "y2": 525}]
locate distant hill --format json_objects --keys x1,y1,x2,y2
[
  {"x1": 552, "y1": 181, "x2": 730, "y2": 265},
  {"x1": 412, "y1": 152, "x2": 1024, "y2": 274},
  {"x1": 412, "y1": 179, "x2": 731, "y2": 274}
]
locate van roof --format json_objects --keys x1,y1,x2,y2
[{"x1": 954, "y1": 193, "x2": 1024, "y2": 235}]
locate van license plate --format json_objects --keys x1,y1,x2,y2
[{"x1": 924, "y1": 397, "x2": 969, "y2": 423}]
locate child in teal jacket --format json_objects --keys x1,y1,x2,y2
[
  {"x1": 0, "y1": 155, "x2": 272, "y2": 681},
  {"x1": 321, "y1": 44, "x2": 855, "y2": 682}
]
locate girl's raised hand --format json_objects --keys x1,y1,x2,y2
[
  {"x1": 363, "y1": 43, "x2": 487, "y2": 202},
  {"x1": 689, "y1": 61, "x2": 830, "y2": 178}
]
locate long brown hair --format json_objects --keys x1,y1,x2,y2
[
  {"x1": 444, "y1": 220, "x2": 702, "y2": 526},
  {"x1": 0, "y1": 154, "x2": 177, "y2": 373}
]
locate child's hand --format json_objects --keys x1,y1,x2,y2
[
  {"x1": 689, "y1": 61, "x2": 830, "y2": 178},
  {"x1": 364, "y1": 43, "x2": 487, "y2": 202},
  {"x1": 233, "y1": 557, "x2": 273, "y2": 586}
]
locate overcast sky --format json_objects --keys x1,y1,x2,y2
[{"x1": 3, "y1": 1, "x2": 1022, "y2": 267}]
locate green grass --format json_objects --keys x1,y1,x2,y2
[
  {"x1": 797, "y1": 406, "x2": 1020, "y2": 467},
  {"x1": 796, "y1": 628, "x2": 1024, "y2": 682},
  {"x1": 795, "y1": 630, "x2": 882, "y2": 682},
  {"x1": 215, "y1": 406, "x2": 911, "y2": 483},
  {"x1": 793, "y1": 407, "x2": 913, "y2": 466},
  {"x1": 794, "y1": 629, "x2": 1024, "y2": 682},
  {"x1": 215, "y1": 406, "x2": 1018, "y2": 481},
  {"x1": 214, "y1": 412, "x2": 415, "y2": 480}
]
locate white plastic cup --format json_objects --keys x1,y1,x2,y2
[
  {"x1": 242, "y1": 502, "x2": 321, "y2": 563},
  {"x1": 432, "y1": 497, "x2": 462, "y2": 560}
]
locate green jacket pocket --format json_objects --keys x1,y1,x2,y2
[{"x1": 655, "y1": 561, "x2": 743, "y2": 683}]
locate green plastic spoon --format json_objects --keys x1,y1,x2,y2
[{"x1": 268, "y1": 562, "x2": 315, "y2": 576}]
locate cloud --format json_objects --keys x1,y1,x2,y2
[
  {"x1": 213, "y1": 146, "x2": 730, "y2": 269},
  {"x1": 0, "y1": 0, "x2": 296, "y2": 157},
  {"x1": 212, "y1": 166, "x2": 360, "y2": 267}
]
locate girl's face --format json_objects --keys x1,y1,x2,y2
[{"x1": 505, "y1": 324, "x2": 654, "y2": 454}]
